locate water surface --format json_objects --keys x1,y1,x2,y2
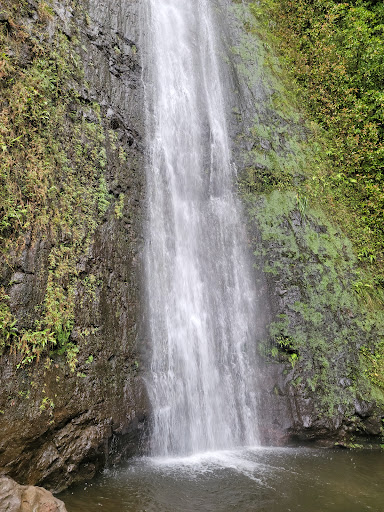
[{"x1": 61, "y1": 448, "x2": 384, "y2": 511}]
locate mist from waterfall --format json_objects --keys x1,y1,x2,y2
[{"x1": 143, "y1": 0, "x2": 261, "y2": 456}]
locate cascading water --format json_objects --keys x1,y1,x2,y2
[{"x1": 143, "y1": 0, "x2": 261, "y2": 457}]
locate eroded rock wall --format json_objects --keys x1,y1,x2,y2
[{"x1": 0, "y1": 0, "x2": 148, "y2": 492}]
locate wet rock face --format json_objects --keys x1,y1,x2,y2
[
  {"x1": 1, "y1": 0, "x2": 383, "y2": 496},
  {"x1": 0, "y1": 476, "x2": 67, "y2": 512},
  {"x1": 226, "y1": 1, "x2": 384, "y2": 446},
  {"x1": 0, "y1": 0, "x2": 148, "y2": 493}
]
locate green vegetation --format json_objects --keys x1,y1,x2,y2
[
  {"x1": 252, "y1": 0, "x2": 384, "y2": 395},
  {"x1": 250, "y1": 191, "x2": 372, "y2": 414},
  {"x1": 361, "y1": 341, "x2": 384, "y2": 389},
  {"x1": 0, "y1": 0, "x2": 111, "y2": 369},
  {"x1": 230, "y1": 0, "x2": 384, "y2": 409},
  {"x1": 250, "y1": 0, "x2": 384, "y2": 281}
]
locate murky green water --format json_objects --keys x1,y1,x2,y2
[{"x1": 60, "y1": 448, "x2": 384, "y2": 511}]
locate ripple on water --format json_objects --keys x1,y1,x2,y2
[{"x1": 60, "y1": 448, "x2": 384, "y2": 512}]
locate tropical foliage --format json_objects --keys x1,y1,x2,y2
[{"x1": 255, "y1": 0, "x2": 384, "y2": 274}]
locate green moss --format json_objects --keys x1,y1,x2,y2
[
  {"x1": 229, "y1": 0, "x2": 384, "y2": 412},
  {"x1": 114, "y1": 193, "x2": 125, "y2": 219},
  {"x1": 257, "y1": 191, "x2": 384, "y2": 411},
  {"x1": 361, "y1": 341, "x2": 384, "y2": 391},
  {"x1": 0, "y1": 1, "x2": 117, "y2": 370}
]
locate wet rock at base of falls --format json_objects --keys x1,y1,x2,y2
[{"x1": 0, "y1": 476, "x2": 67, "y2": 512}]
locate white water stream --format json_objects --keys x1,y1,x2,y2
[{"x1": 143, "y1": 0, "x2": 260, "y2": 456}]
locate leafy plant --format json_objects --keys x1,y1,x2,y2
[
  {"x1": 251, "y1": 0, "x2": 384, "y2": 280},
  {"x1": 0, "y1": 0, "x2": 115, "y2": 371}
]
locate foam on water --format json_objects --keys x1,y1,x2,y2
[{"x1": 145, "y1": 448, "x2": 278, "y2": 485}]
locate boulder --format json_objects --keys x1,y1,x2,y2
[{"x1": 0, "y1": 476, "x2": 67, "y2": 512}]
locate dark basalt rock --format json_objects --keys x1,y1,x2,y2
[
  {"x1": 1, "y1": 0, "x2": 384, "y2": 496},
  {"x1": 0, "y1": 0, "x2": 149, "y2": 493}
]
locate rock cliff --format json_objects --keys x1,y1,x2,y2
[
  {"x1": 226, "y1": 1, "x2": 384, "y2": 447},
  {"x1": 0, "y1": 0, "x2": 148, "y2": 492},
  {"x1": 0, "y1": 0, "x2": 383, "y2": 495}
]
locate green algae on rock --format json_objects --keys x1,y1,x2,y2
[{"x1": 228, "y1": 0, "x2": 384, "y2": 445}]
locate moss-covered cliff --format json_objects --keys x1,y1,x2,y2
[
  {"x1": 1, "y1": 0, "x2": 384, "y2": 494},
  {"x1": 0, "y1": 0, "x2": 148, "y2": 491},
  {"x1": 228, "y1": 0, "x2": 384, "y2": 445}
]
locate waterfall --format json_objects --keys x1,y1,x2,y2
[{"x1": 143, "y1": 0, "x2": 260, "y2": 456}]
